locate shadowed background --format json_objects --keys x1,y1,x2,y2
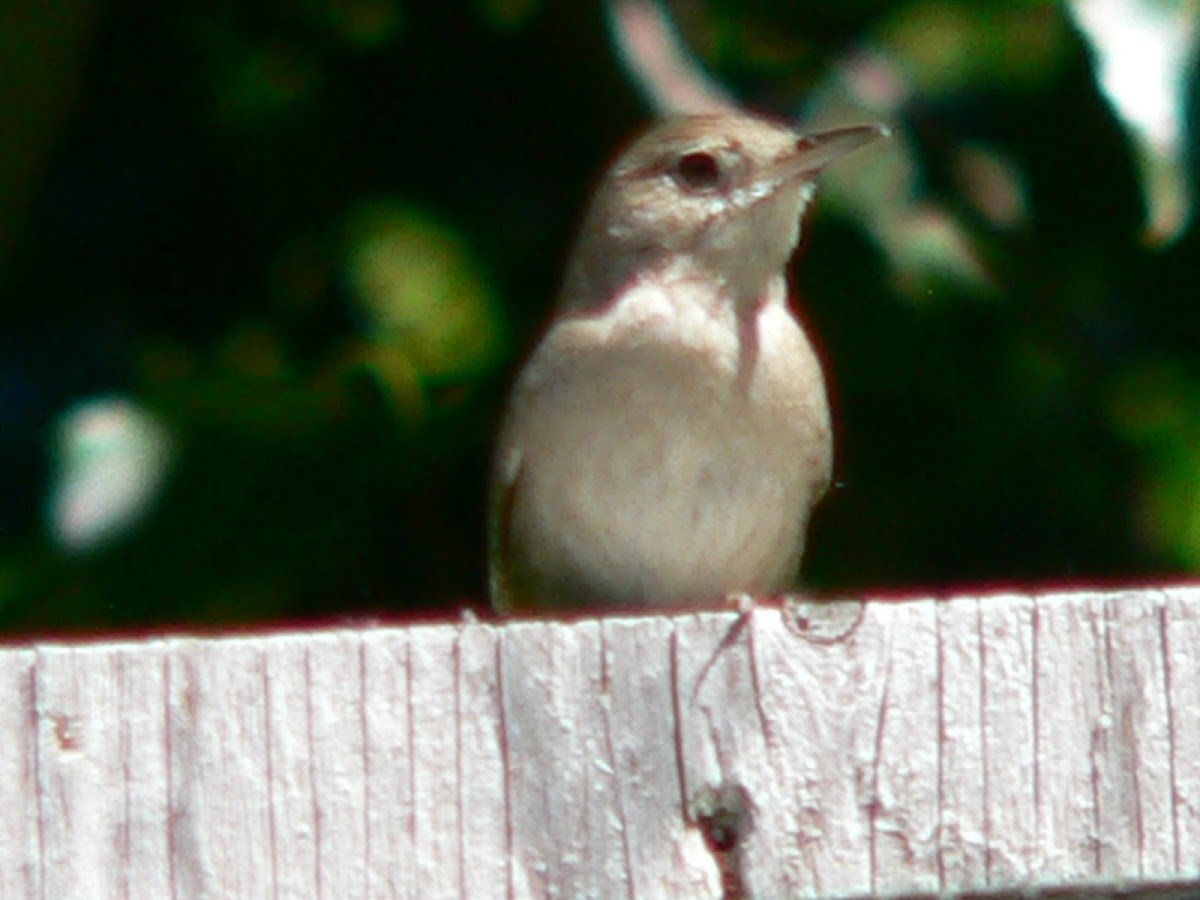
[{"x1": 1, "y1": 0, "x2": 1197, "y2": 633}]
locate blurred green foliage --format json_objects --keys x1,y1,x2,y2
[{"x1": 1, "y1": 0, "x2": 1198, "y2": 634}]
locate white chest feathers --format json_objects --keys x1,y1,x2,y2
[{"x1": 492, "y1": 274, "x2": 833, "y2": 610}]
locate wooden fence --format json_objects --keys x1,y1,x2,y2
[{"x1": 3, "y1": 586, "x2": 1198, "y2": 898}]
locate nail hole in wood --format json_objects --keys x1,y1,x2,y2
[
  {"x1": 689, "y1": 783, "x2": 752, "y2": 853},
  {"x1": 782, "y1": 595, "x2": 863, "y2": 643}
]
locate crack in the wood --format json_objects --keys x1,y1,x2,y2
[
  {"x1": 1157, "y1": 590, "x2": 1181, "y2": 873},
  {"x1": 977, "y1": 601, "x2": 991, "y2": 887},
  {"x1": 493, "y1": 634, "x2": 515, "y2": 900},
  {"x1": 263, "y1": 650, "x2": 279, "y2": 900},
  {"x1": 173, "y1": 653, "x2": 213, "y2": 898},
  {"x1": 672, "y1": 619, "x2": 753, "y2": 900},
  {"x1": 357, "y1": 637, "x2": 371, "y2": 900},
  {"x1": 454, "y1": 629, "x2": 467, "y2": 897},
  {"x1": 1110, "y1": 597, "x2": 1145, "y2": 877},
  {"x1": 163, "y1": 650, "x2": 177, "y2": 900},
  {"x1": 119, "y1": 654, "x2": 132, "y2": 900},
  {"x1": 305, "y1": 648, "x2": 323, "y2": 899},
  {"x1": 669, "y1": 625, "x2": 689, "y2": 825},
  {"x1": 741, "y1": 617, "x2": 773, "y2": 900},
  {"x1": 405, "y1": 636, "x2": 420, "y2": 893},
  {"x1": 1091, "y1": 603, "x2": 1108, "y2": 875},
  {"x1": 1031, "y1": 598, "x2": 1041, "y2": 877},
  {"x1": 935, "y1": 603, "x2": 946, "y2": 894},
  {"x1": 745, "y1": 611, "x2": 774, "y2": 758},
  {"x1": 581, "y1": 640, "x2": 596, "y2": 870},
  {"x1": 688, "y1": 610, "x2": 752, "y2": 707},
  {"x1": 1131, "y1": 662, "x2": 1146, "y2": 878},
  {"x1": 597, "y1": 623, "x2": 635, "y2": 900},
  {"x1": 868, "y1": 653, "x2": 893, "y2": 897},
  {"x1": 29, "y1": 652, "x2": 45, "y2": 899}
]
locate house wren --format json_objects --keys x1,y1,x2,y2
[{"x1": 490, "y1": 112, "x2": 887, "y2": 612}]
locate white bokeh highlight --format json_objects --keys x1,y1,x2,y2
[{"x1": 46, "y1": 396, "x2": 175, "y2": 552}]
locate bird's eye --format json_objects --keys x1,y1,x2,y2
[{"x1": 675, "y1": 151, "x2": 722, "y2": 189}]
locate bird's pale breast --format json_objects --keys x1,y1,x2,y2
[{"x1": 494, "y1": 275, "x2": 832, "y2": 609}]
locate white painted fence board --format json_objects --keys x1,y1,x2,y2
[
  {"x1": 0, "y1": 647, "x2": 39, "y2": 899},
  {"x1": 598, "y1": 615, "x2": 719, "y2": 897},
  {"x1": 500, "y1": 618, "x2": 632, "y2": 898},
  {"x1": 167, "y1": 637, "x2": 274, "y2": 898},
  {"x1": 112, "y1": 642, "x2": 173, "y2": 894},
  {"x1": 935, "y1": 595, "x2": 986, "y2": 888},
  {"x1": 1, "y1": 587, "x2": 1199, "y2": 898},
  {"x1": 980, "y1": 593, "x2": 1038, "y2": 884},
  {"x1": 301, "y1": 631, "x2": 371, "y2": 898},
  {"x1": 35, "y1": 643, "x2": 172, "y2": 899},
  {"x1": 263, "y1": 634, "x2": 322, "y2": 898},
  {"x1": 1036, "y1": 592, "x2": 1106, "y2": 882},
  {"x1": 1102, "y1": 591, "x2": 1175, "y2": 879},
  {"x1": 457, "y1": 622, "x2": 510, "y2": 899},
  {"x1": 862, "y1": 600, "x2": 941, "y2": 894},
  {"x1": 361, "y1": 628, "x2": 414, "y2": 897},
  {"x1": 1165, "y1": 589, "x2": 1200, "y2": 877},
  {"x1": 672, "y1": 610, "x2": 779, "y2": 896},
  {"x1": 409, "y1": 625, "x2": 468, "y2": 898}
]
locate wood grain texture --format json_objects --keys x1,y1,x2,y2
[{"x1": 2, "y1": 587, "x2": 1199, "y2": 898}]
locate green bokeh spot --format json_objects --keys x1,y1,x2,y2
[{"x1": 346, "y1": 204, "x2": 507, "y2": 385}]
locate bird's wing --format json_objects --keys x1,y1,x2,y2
[{"x1": 487, "y1": 441, "x2": 524, "y2": 613}]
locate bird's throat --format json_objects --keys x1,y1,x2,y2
[{"x1": 735, "y1": 298, "x2": 762, "y2": 394}]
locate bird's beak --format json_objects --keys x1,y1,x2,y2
[{"x1": 780, "y1": 123, "x2": 892, "y2": 181}]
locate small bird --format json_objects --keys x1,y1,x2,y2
[{"x1": 490, "y1": 111, "x2": 887, "y2": 612}]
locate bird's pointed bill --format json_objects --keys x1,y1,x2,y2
[{"x1": 780, "y1": 123, "x2": 891, "y2": 181}]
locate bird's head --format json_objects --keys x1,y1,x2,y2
[{"x1": 563, "y1": 112, "x2": 888, "y2": 311}]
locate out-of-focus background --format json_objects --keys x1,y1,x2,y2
[{"x1": 1, "y1": 0, "x2": 1197, "y2": 634}]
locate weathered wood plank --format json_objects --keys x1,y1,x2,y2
[
  {"x1": 361, "y1": 627, "x2": 415, "y2": 896},
  {"x1": 862, "y1": 600, "x2": 941, "y2": 893},
  {"x1": 290, "y1": 630, "x2": 369, "y2": 897},
  {"x1": 1, "y1": 587, "x2": 1199, "y2": 898},
  {"x1": 0, "y1": 646, "x2": 38, "y2": 898},
  {"x1": 36, "y1": 642, "x2": 172, "y2": 899},
  {"x1": 500, "y1": 618, "x2": 629, "y2": 898},
  {"x1": 410, "y1": 624, "x2": 470, "y2": 898},
  {"x1": 457, "y1": 622, "x2": 509, "y2": 899},
  {"x1": 599, "y1": 615, "x2": 719, "y2": 897},
  {"x1": 1103, "y1": 591, "x2": 1175, "y2": 879},
  {"x1": 1036, "y1": 592, "x2": 1106, "y2": 881},
  {"x1": 1165, "y1": 589, "x2": 1200, "y2": 872},
  {"x1": 167, "y1": 637, "x2": 274, "y2": 897},
  {"x1": 935, "y1": 594, "x2": 986, "y2": 888},
  {"x1": 980, "y1": 592, "x2": 1038, "y2": 884}
]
